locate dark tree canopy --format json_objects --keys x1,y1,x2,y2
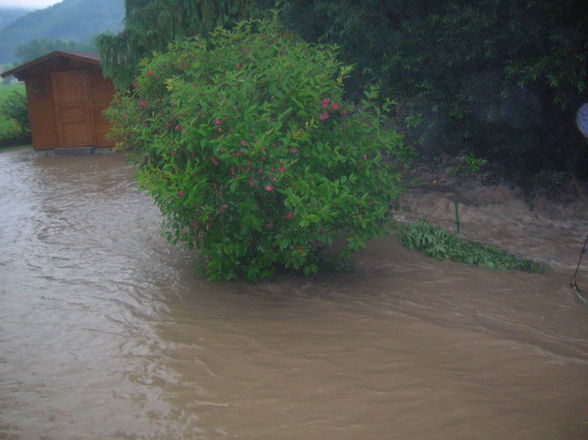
[
  {"x1": 280, "y1": 0, "x2": 588, "y2": 183},
  {"x1": 100, "y1": 0, "x2": 588, "y2": 183}
]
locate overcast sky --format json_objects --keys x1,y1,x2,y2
[{"x1": 0, "y1": 0, "x2": 61, "y2": 9}]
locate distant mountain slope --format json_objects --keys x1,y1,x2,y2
[
  {"x1": 0, "y1": 7, "x2": 33, "y2": 31},
  {"x1": 0, "y1": 0, "x2": 124, "y2": 64}
]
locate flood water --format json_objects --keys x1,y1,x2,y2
[{"x1": 1, "y1": 147, "x2": 587, "y2": 440}]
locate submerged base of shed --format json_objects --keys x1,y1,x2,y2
[{"x1": 34, "y1": 146, "x2": 116, "y2": 157}]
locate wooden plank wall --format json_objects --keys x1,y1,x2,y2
[
  {"x1": 52, "y1": 69, "x2": 94, "y2": 148},
  {"x1": 88, "y1": 69, "x2": 115, "y2": 147},
  {"x1": 24, "y1": 66, "x2": 115, "y2": 151},
  {"x1": 26, "y1": 75, "x2": 58, "y2": 150}
]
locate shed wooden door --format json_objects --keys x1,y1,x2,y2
[{"x1": 51, "y1": 70, "x2": 95, "y2": 148}]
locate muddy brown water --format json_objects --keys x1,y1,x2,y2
[{"x1": 1, "y1": 147, "x2": 587, "y2": 440}]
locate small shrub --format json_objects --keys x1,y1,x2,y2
[
  {"x1": 397, "y1": 220, "x2": 542, "y2": 272},
  {"x1": 448, "y1": 153, "x2": 487, "y2": 177},
  {"x1": 107, "y1": 18, "x2": 411, "y2": 282}
]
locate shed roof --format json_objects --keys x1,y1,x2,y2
[{"x1": 1, "y1": 51, "x2": 101, "y2": 79}]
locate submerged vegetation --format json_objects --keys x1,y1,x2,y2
[
  {"x1": 396, "y1": 220, "x2": 543, "y2": 272},
  {"x1": 107, "y1": 18, "x2": 410, "y2": 282}
]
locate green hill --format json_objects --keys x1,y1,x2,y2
[
  {"x1": 0, "y1": 7, "x2": 33, "y2": 31},
  {"x1": 0, "y1": 0, "x2": 124, "y2": 64}
]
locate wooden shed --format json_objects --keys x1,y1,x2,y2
[{"x1": 1, "y1": 51, "x2": 116, "y2": 151}]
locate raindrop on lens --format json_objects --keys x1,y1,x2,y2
[{"x1": 576, "y1": 103, "x2": 588, "y2": 138}]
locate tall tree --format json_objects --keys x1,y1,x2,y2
[{"x1": 98, "y1": 0, "x2": 271, "y2": 89}]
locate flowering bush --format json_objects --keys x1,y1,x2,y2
[{"x1": 108, "y1": 18, "x2": 411, "y2": 282}]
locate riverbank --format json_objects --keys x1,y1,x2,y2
[{"x1": 394, "y1": 161, "x2": 588, "y2": 272}]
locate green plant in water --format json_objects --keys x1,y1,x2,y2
[
  {"x1": 397, "y1": 220, "x2": 542, "y2": 272},
  {"x1": 107, "y1": 17, "x2": 411, "y2": 282}
]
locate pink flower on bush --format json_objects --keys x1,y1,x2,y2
[
  {"x1": 241, "y1": 139, "x2": 247, "y2": 147},
  {"x1": 289, "y1": 148, "x2": 298, "y2": 153},
  {"x1": 132, "y1": 81, "x2": 138, "y2": 88},
  {"x1": 285, "y1": 212, "x2": 293, "y2": 219},
  {"x1": 319, "y1": 97, "x2": 331, "y2": 109},
  {"x1": 319, "y1": 112, "x2": 329, "y2": 121},
  {"x1": 177, "y1": 191, "x2": 184, "y2": 198},
  {"x1": 139, "y1": 101, "x2": 147, "y2": 108},
  {"x1": 265, "y1": 185, "x2": 273, "y2": 191},
  {"x1": 331, "y1": 102, "x2": 340, "y2": 111},
  {"x1": 213, "y1": 119, "x2": 221, "y2": 125},
  {"x1": 175, "y1": 124, "x2": 182, "y2": 131},
  {"x1": 236, "y1": 63, "x2": 242, "y2": 69},
  {"x1": 147, "y1": 71, "x2": 154, "y2": 76},
  {"x1": 278, "y1": 167, "x2": 285, "y2": 173}
]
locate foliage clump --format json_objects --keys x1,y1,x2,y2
[
  {"x1": 108, "y1": 18, "x2": 411, "y2": 282},
  {"x1": 397, "y1": 220, "x2": 542, "y2": 272},
  {"x1": 0, "y1": 89, "x2": 30, "y2": 139}
]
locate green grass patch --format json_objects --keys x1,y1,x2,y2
[
  {"x1": 396, "y1": 220, "x2": 543, "y2": 272},
  {"x1": 0, "y1": 82, "x2": 25, "y2": 98}
]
